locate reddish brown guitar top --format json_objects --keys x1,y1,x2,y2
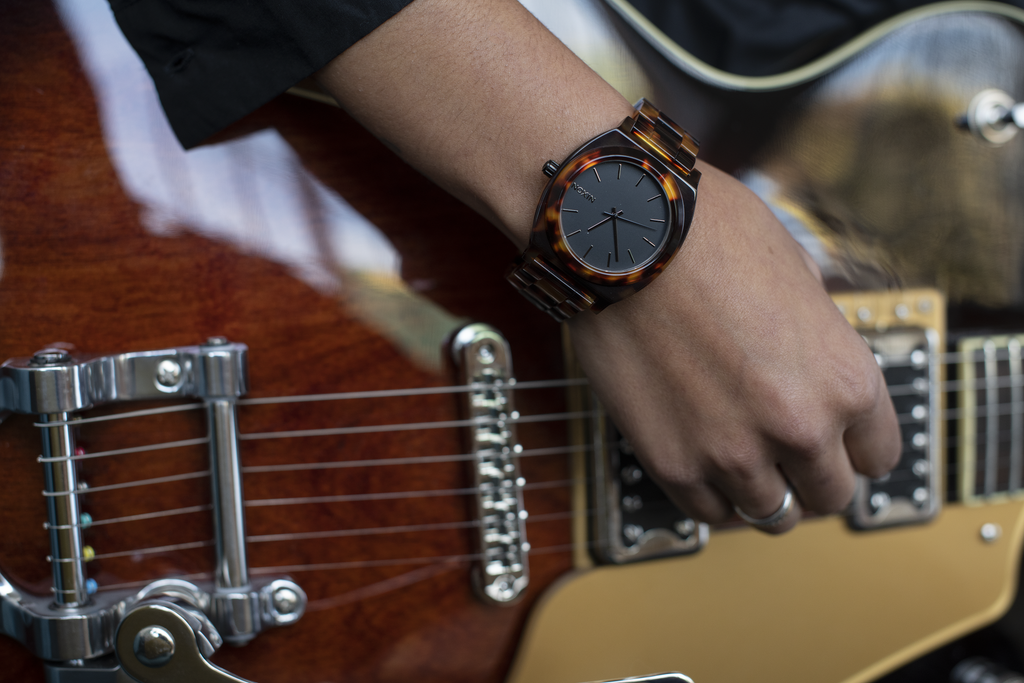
[{"x1": 0, "y1": 2, "x2": 576, "y2": 681}]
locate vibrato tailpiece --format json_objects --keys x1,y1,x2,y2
[{"x1": 0, "y1": 339, "x2": 306, "y2": 683}]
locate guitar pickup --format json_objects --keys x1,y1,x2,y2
[
  {"x1": 589, "y1": 409, "x2": 708, "y2": 564},
  {"x1": 834, "y1": 289, "x2": 944, "y2": 530}
]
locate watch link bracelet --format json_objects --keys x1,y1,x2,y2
[{"x1": 507, "y1": 99, "x2": 700, "y2": 322}]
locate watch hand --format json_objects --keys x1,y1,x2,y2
[
  {"x1": 612, "y1": 212, "x2": 619, "y2": 262},
  {"x1": 607, "y1": 213, "x2": 656, "y2": 230},
  {"x1": 586, "y1": 214, "x2": 615, "y2": 232}
]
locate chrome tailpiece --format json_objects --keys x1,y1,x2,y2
[{"x1": 0, "y1": 339, "x2": 305, "y2": 680}]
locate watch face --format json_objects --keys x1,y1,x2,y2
[{"x1": 558, "y1": 160, "x2": 672, "y2": 273}]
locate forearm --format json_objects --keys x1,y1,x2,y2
[{"x1": 315, "y1": 0, "x2": 633, "y2": 248}]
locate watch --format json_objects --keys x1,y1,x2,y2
[{"x1": 506, "y1": 99, "x2": 700, "y2": 321}]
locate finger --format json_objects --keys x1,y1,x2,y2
[
  {"x1": 844, "y1": 375, "x2": 902, "y2": 478},
  {"x1": 778, "y1": 439, "x2": 858, "y2": 514},
  {"x1": 711, "y1": 457, "x2": 801, "y2": 535}
]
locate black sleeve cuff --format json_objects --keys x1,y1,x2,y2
[{"x1": 108, "y1": 0, "x2": 415, "y2": 148}]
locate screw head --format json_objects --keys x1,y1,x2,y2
[
  {"x1": 155, "y1": 360, "x2": 182, "y2": 388},
  {"x1": 205, "y1": 336, "x2": 229, "y2": 346},
  {"x1": 981, "y1": 523, "x2": 1002, "y2": 543},
  {"x1": 271, "y1": 587, "x2": 299, "y2": 616},
  {"x1": 477, "y1": 343, "x2": 495, "y2": 365},
  {"x1": 133, "y1": 626, "x2": 175, "y2": 667},
  {"x1": 30, "y1": 349, "x2": 71, "y2": 366},
  {"x1": 675, "y1": 518, "x2": 697, "y2": 538}
]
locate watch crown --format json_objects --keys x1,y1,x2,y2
[{"x1": 542, "y1": 160, "x2": 559, "y2": 178}]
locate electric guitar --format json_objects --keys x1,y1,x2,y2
[{"x1": 3, "y1": 1, "x2": 1024, "y2": 683}]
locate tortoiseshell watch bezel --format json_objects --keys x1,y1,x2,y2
[{"x1": 528, "y1": 128, "x2": 698, "y2": 308}]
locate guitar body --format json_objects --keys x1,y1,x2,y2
[
  {"x1": 0, "y1": 2, "x2": 572, "y2": 681},
  {"x1": 3, "y1": 1, "x2": 1024, "y2": 683}
]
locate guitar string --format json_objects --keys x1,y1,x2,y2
[
  {"x1": 31, "y1": 403, "x2": 1024, "y2": 499},
  {"x1": 25, "y1": 346, "x2": 1024, "y2": 430},
  {"x1": 91, "y1": 541, "x2": 582, "y2": 594},
  {"x1": 30, "y1": 378, "x2": 586, "y2": 428},
  {"x1": 26, "y1": 385, "x2": 1013, "y2": 467},
  {"x1": 34, "y1": 411, "x2": 596, "y2": 464},
  {"x1": 83, "y1": 511, "x2": 579, "y2": 562}
]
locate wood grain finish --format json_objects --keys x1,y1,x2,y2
[{"x1": 0, "y1": 2, "x2": 573, "y2": 681}]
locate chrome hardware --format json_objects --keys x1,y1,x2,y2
[
  {"x1": 133, "y1": 626, "x2": 175, "y2": 667},
  {"x1": 40, "y1": 411, "x2": 90, "y2": 606},
  {"x1": 951, "y1": 657, "x2": 1024, "y2": 683},
  {"x1": 961, "y1": 88, "x2": 1024, "y2": 145},
  {"x1": 116, "y1": 602, "x2": 253, "y2": 683},
  {"x1": 981, "y1": 523, "x2": 1002, "y2": 543},
  {"x1": 0, "y1": 342, "x2": 248, "y2": 414},
  {"x1": 451, "y1": 323, "x2": 530, "y2": 605},
  {"x1": 849, "y1": 328, "x2": 941, "y2": 529},
  {"x1": 591, "y1": 418, "x2": 708, "y2": 564},
  {"x1": 0, "y1": 340, "x2": 305, "y2": 675}
]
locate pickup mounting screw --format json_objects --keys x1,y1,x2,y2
[
  {"x1": 895, "y1": 303, "x2": 910, "y2": 320},
  {"x1": 155, "y1": 360, "x2": 182, "y2": 388},
  {"x1": 30, "y1": 349, "x2": 70, "y2": 366},
  {"x1": 675, "y1": 518, "x2": 696, "y2": 538},
  {"x1": 981, "y1": 523, "x2": 1002, "y2": 543},
  {"x1": 133, "y1": 626, "x2": 175, "y2": 667}
]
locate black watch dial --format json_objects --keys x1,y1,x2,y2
[{"x1": 559, "y1": 160, "x2": 672, "y2": 273}]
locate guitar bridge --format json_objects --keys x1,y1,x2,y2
[{"x1": 451, "y1": 324, "x2": 530, "y2": 604}]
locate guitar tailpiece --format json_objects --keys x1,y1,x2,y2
[{"x1": 0, "y1": 339, "x2": 305, "y2": 673}]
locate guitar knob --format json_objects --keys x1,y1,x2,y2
[{"x1": 960, "y1": 88, "x2": 1024, "y2": 145}]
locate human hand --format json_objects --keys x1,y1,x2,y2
[{"x1": 568, "y1": 164, "x2": 901, "y2": 533}]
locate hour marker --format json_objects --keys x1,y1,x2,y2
[
  {"x1": 594, "y1": 167, "x2": 602, "y2": 182},
  {"x1": 563, "y1": 208, "x2": 579, "y2": 213},
  {"x1": 607, "y1": 252, "x2": 612, "y2": 267},
  {"x1": 566, "y1": 230, "x2": 581, "y2": 237},
  {"x1": 617, "y1": 164, "x2": 622, "y2": 179},
  {"x1": 583, "y1": 245, "x2": 594, "y2": 258},
  {"x1": 628, "y1": 249, "x2": 635, "y2": 264},
  {"x1": 643, "y1": 237, "x2": 657, "y2": 248},
  {"x1": 635, "y1": 174, "x2": 645, "y2": 187},
  {"x1": 647, "y1": 194, "x2": 662, "y2": 202},
  {"x1": 650, "y1": 218, "x2": 666, "y2": 223}
]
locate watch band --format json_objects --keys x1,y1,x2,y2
[
  {"x1": 506, "y1": 249, "x2": 597, "y2": 322},
  {"x1": 628, "y1": 99, "x2": 699, "y2": 178},
  {"x1": 508, "y1": 100, "x2": 698, "y2": 322}
]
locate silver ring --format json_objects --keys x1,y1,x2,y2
[{"x1": 735, "y1": 488, "x2": 794, "y2": 528}]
